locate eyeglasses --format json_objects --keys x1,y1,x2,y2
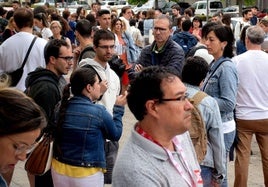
[
  {"x1": 159, "y1": 93, "x2": 189, "y2": 103},
  {"x1": 58, "y1": 56, "x2": 74, "y2": 62},
  {"x1": 153, "y1": 27, "x2": 168, "y2": 33},
  {"x1": 98, "y1": 45, "x2": 116, "y2": 50},
  {"x1": 51, "y1": 26, "x2": 60, "y2": 29},
  {"x1": 7, "y1": 136, "x2": 36, "y2": 155}
]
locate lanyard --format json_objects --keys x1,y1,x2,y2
[{"x1": 136, "y1": 125, "x2": 202, "y2": 187}]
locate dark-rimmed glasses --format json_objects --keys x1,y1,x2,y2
[
  {"x1": 58, "y1": 56, "x2": 74, "y2": 62},
  {"x1": 153, "y1": 27, "x2": 168, "y2": 33},
  {"x1": 158, "y1": 93, "x2": 189, "y2": 103}
]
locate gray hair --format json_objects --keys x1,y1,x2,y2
[
  {"x1": 154, "y1": 15, "x2": 173, "y2": 29},
  {"x1": 246, "y1": 26, "x2": 265, "y2": 45}
]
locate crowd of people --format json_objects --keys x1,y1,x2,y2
[{"x1": 0, "y1": 1, "x2": 268, "y2": 187}]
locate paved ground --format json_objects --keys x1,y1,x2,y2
[{"x1": 11, "y1": 106, "x2": 264, "y2": 187}]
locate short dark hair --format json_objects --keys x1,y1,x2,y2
[
  {"x1": 182, "y1": 19, "x2": 192, "y2": 31},
  {"x1": 154, "y1": 8, "x2": 162, "y2": 13},
  {"x1": 44, "y1": 39, "x2": 70, "y2": 65},
  {"x1": 13, "y1": 7, "x2": 33, "y2": 29},
  {"x1": 127, "y1": 66, "x2": 178, "y2": 121},
  {"x1": 171, "y1": 4, "x2": 181, "y2": 11},
  {"x1": 129, "y1": 19, "x2": 136, "y2": 26},
  {"x1": 184, "y1": 8, "x2": 193, "y2": 17},
  {"x1": 12, "y1": 0, "x2": 20, "y2": 4},
  {"x1": 182, "y1": 56, "x2": 209, "y2": 86},
  {"x1": 192, "y1": 16, "x2": 203, "y2": 28},
  {"x1": 242, "y1": 9, "x2": 252, "y2": 17},
  {"x1": 76, "y1": 19, "x2": 92, "y2": 37},
  {"x1": 97, "y1": 9, "x2": 110, "y2": 17},
  {"x1": 93, "y1": 29, "x2": 115, "y2": 47}
]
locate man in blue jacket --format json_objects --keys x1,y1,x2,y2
[{"x1": 129, "y1": 15, "x2": 184, "y2": 79}]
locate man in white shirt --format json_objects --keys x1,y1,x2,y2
[
  {"x1": 0, "y1": 7, "x2": 47, "y2": 91},
  {"x1": 232, "y1": 25, "x2": 268, "y2": 187},
  {"x1": 234, "y1": 9, "x2": 253, "y2": 41}
]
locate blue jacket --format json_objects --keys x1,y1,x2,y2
[
  {"x1": 201, "y1": 57, "x2": 238, "y2": 122},
  {"x1": 129, "y1": 36, "x2": 184, "y2": 79},
  {"x1": 186, "y1": 85, "x2": 226, "y2": 182},
  {"x1": 122, "y1": 31, "x2": 137, "y2": 64},
  {"x1": 54, "y1": 95, "x2": 124, "y2": 168},
  {"x1": 172, "y1": 31, "x2": 198, "y2": 54},
  {"x1": 236, "y1": 39, "x2": 247, "y2": 55}
]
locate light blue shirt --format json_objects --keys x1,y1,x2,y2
[
  {"x1": 186, "y1": 84, "x2": 226, "y2": 180},
  {"x1": 201, "y1": 57, "x2": 238, "y2": 122}
]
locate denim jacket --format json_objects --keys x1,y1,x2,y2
[
  {"x1": 54, "y1": 95, "x2": 124, "y2": 168},
  {"x1": 201, "y1": 57, "x2": 238, "y2": 122},
  {"x1": 0, "y1": 175, "x2": 7, "y2": 187},
  {"x1": 186, "y1": 85, "x2": 226, "y2": 181},
  {"x1": 122, "y1": 31, "x2": 138, "y2": 64}
]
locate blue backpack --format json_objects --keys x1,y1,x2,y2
[{"x1": 172, "y1": 32, "x2": 198, "y2": 56}]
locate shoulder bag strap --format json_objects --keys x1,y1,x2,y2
[
  {"x1": 191, "y1": 91, "x2": 207, "y2": 105},
  {"x1": 21, "y1": 37, "x2": 37, "y2": 69},
  {"x1": 202, "y1": 60, "x2": 227, "y2": 90}
]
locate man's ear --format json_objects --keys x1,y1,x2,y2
[
  {"x1": 145, "y1": 100, "x2": 159, "y2": 118},
  {"x1": 50, "y1": 56, "x2": 57, "y2": 65},
  {"x1": 93, "y1": 45, "x2": 97, "y2": 52},
  {"x1": 85, "y1": 84, "x2": 92, "y2": 93}
]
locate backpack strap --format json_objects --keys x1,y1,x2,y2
[
  {"x1": 202, "y1": 60, "x2": 228, "y2": 91},
  {"x1": 191, "y1": 91, "x2": 207, "y2": 106},
  {"x1": 78, "y1": 46, "x2": 94, "y2": 63}
]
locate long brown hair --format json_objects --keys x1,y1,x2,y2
[{"x1": 0, "y1": 88, "x2": 46, "y2": 136}]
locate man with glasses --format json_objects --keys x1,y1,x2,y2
[
  {"x1": 129, "y1": 15, "x2": 184, "y2": 79},
  {"x1": 113, "y1": 66, "x2": 202, "y2": 186},
  {"x1": 25, "y1": 39, "x2": 73, "y2": 187},
  {"x1": 79, "y1": 29, "x2": 127, "y2": 184}
]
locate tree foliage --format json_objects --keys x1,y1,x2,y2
[{"x1": 128, "y1": 0, "x2": 148, "y2": 6}]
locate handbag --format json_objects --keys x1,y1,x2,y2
[
  {"x1": 7, "y1": 37, "x2": 37, "y2": 86},
  {"x1": 25, "y1": 133, "x2": 54, "y2": 176},
  {"x1": 108, "y1": 55, "x2": 126, "y2": 78}
]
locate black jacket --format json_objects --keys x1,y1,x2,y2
[{"x1": 25, "y1": 67, "x2": 61, "y2": 132}]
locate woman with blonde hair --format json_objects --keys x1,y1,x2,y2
[
  {"x1": 49, "y1": 20, "x2": 71, "y2": 47},
  {"x1": 111, "y1": 18, "x2": 137, "y2": 93}
]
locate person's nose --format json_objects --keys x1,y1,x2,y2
[
  {"x1": 16, "y1": 152, "x2": 27, "y2": 161},
  {"x1": 184, "y1": 98, "x2": 194, "y2": 111}
]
